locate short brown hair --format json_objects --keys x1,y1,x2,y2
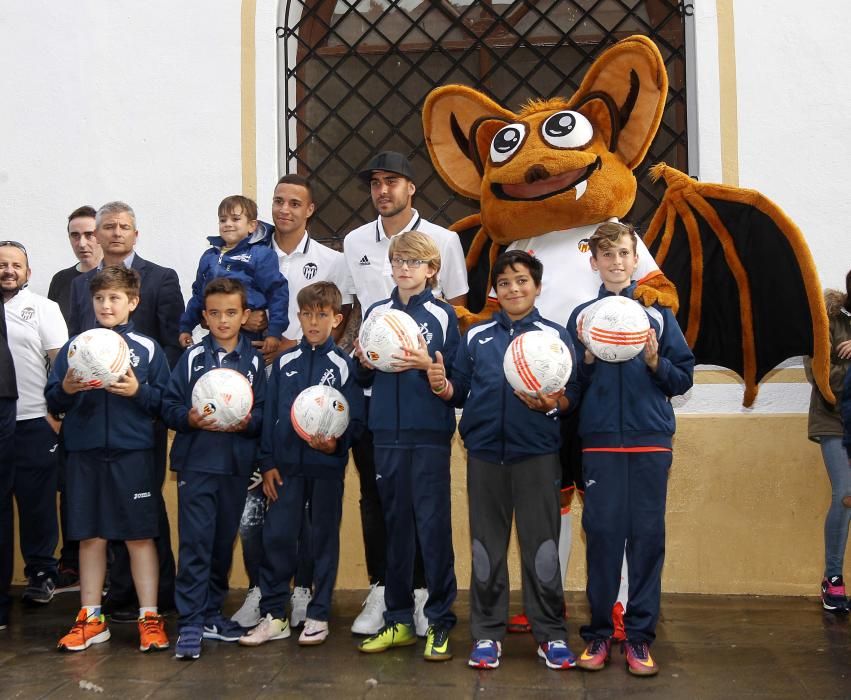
[
  {"x1": 276, "y1": 173, "x2": 314, "y2": 203},
  {"x1": 588, "y1": 221, "x2": 638, "y2": 257},
  {"x1": 204, "y1": 277, "x2": 248, "y2": 309},
  {"x1": 218, "y1": 195, "x2": 258, "y2": 222},
  {"x1": 388, "y1": 230, "x2": 441, "y2": 289},
  {"x1": 89, "y1": 265, "x2": 141, "y2": 299},
  {"x1": 297, "y1": 281, "x2": 342, "y2": 314},
  {"x1": 67, "y1": 205, "x2": 97, "y2": 232}
]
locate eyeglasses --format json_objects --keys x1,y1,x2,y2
[
  {"x1": 390, "y1": 257, "x2": 428, "y2": 269},
  {"x1": 0, "y1": 241, "x2": 26, "y2": 254}
]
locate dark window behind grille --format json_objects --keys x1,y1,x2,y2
[{"x1": 278, "y1": 0, "x2": 687, "y2": 249}]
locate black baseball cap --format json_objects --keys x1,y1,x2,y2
[{"x1": 358, "y1": 151, "x2": 415, "y2": 183}]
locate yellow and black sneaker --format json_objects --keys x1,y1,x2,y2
[
  {"x1": 358, "y1": 622, "x2": 416, "y2": 653},
  {"x1": 424, "y1": 625, "x2": 452, "y2": 662}
]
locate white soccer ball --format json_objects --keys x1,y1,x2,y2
[
  {"x1": 503, "y1": 330, "x2": 573, "y2": 395},
  {"x1": 577, "y1": 296, "x2": 651, "y2": 363},
  {"x1": 67, "y1": 328, "x2": 131, "y2": 387},
  {"x1": 358, "y1": 308, "x2": 420, "y2": 372},
  {"x1": 290, "y1": 385, "x2": 350, "y2": 439},
  {"x1": 191, "y1": 368, "x2": 254, "y2": 428}
]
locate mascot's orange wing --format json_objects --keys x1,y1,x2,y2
[{"x1": 645, "y1": 164, "x2": 831, "y2": 407}]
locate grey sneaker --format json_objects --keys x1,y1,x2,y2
[
  {"x1": 290, "y1": 586, "x2": 312, "y2": 628},
  {"x1": 351, "y1": 584, "x2": 386, "y2": 635},
  {"x1": 231, "y1": 586, "x2": 262, "y2": 628},
  {"x1": 413, "y1": 588, "x2": 429, "y2": 637},
  {"x1": 22, "y1": 573, "x2": 56, "y2": 605}
]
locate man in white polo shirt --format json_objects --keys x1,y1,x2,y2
[
  {"x1": 231, "y1": 173, "x2": 354, "y2": 630},
  {"x1": 342, "y1": 151, "x2": 469, "y2": 636},
  {"x1": 0, "y1": 240, "x2": 68, "y2": 606}
]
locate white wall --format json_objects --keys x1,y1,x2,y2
[
  {"x1": 734, "y1": 2, "x2": 851, "y2": 291},
  {"x1": 0, "y1": 1, "x2": 277, "y2": 301}
]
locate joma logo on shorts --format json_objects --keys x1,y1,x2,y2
[{"x1": 133, "y1": 492, "x2": 152, "y2": 500}]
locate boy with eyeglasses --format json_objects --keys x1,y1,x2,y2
[{"x1": 353, "y1": 231, "x2": 460, "y2": 661}]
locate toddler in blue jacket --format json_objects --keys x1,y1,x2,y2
[
  {"x1": 566, "y1": 222, "x2": 694, "y2": 677},
  {"x1": 162, "y1": 277, "x2": 266, "y2": 659},
  {"x1": 179, "y1": 195, "x2": 288, "y2": 358}
]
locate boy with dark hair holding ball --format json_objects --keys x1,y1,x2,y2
[
  {"x1": 239, "y1": 281, "x2": 363, "y2": 647},
  {"x1": 161, "y1": 277, "x2": 266, "y2": 660},
  {"x1": 46, "y1": 266, "x2": 171, "y2": 653},
  {"x1": 566, "y1": 221, "x2": 693, "y2": 676},
  {"x1": 428, "y1": 250, "x2": 579, "y2": 671}
]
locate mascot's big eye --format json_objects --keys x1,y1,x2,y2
[
  {"x1": 490, "y1": 123, "x2": 527, "y2": 164},
  {"x1": 541, "y1": 111, "x2": 593, "y2": 149}
]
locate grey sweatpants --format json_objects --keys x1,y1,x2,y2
[{"x1": 467, "y1": 453, "x2": 567, "y2": 643}]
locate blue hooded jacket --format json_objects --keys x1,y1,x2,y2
[
  {"x1": 359, "y1": 287, "x2": 460, "y2": 447},
  {"x1": 180, "y1": 235, "x2": 289, "y2": 337},
  {"x1": 45, "y1": 323, "x2": 170, "y2": 452},
  {"x1": 451, "y1": 308, "x2": 579, "y2": 464},
  {"x1": 161, "y1": 333, "x2": 265, "y2": 476},
  {"x1": 566, "y1": 282, "x2": 695, "y2": 449},
  {"x1": 259, "y1": 336, "x2": 364, "y2": 479}
]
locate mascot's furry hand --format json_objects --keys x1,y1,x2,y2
[
  {"x1": 454, "y1": 297, "x2": 500, "y2": 332},
  {"x1": 634, "y1": 272, "x2": 679, "y2": 314}
]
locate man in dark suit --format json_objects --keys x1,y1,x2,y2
[{"x1": 68, "y1": 201, "x2": 184, "y2": 619}]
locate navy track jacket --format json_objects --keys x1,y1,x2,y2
[
  {"x1": 180, "y1": 235, "x2": 289, "y2": 338},
  {"x1": 360, "y1": 287, "x2": 461, "y2": 447},
  {"x1": 566, "y1": 283, "x2": 695, "y2": 449},
  {"x1": 259, "y1": 336, "x2": 364, "y2": 479},
  {"x1": 45, "y1": 323, "x2": 170, "y2": 452},
  {"x1": 161, "y1": 333, "x2": 266, "y2": 476},
  {"x1": 451, "y1": 308, "x2": 579, "y2": 464}
]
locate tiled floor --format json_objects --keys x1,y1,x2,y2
[{"x1": 0, "y1": 589, "x2": 848, "y2": 699}]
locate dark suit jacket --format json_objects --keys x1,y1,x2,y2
[{"x1": 69, "y1": 254, "x2": 185, "y2": 368}]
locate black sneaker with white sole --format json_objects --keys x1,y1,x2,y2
[{"x1": 21, "y1": 572, "x2": 56, "y2": 605}]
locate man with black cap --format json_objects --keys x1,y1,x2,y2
[{"x1": 343, "y1": 151, "x2": 468, "y2": 636}]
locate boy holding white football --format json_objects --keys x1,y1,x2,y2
[
  {"x1": 161, "y1": 277, "x2": 266, "y2": 659},
  {"x1": 565, "y1": 222, "x2": 693, "y2": 676},
  {"x1": 427, "y1": 250, "x2": 579, "y2": 671},
  {"x1": 239, "y1": 281, "x2": 363, "y2": 647},
  {"x1": 352, "y1": 230, "x2": 460, "y2": 661},
  {"x1": 178, "y1": 195, "x2": 288, "y2": 357},
  {"x1": 45, "y1": 266, "x2": 171, "y2": 653}
]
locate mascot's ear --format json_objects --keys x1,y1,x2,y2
[
  {"x1": 568, "y1": 35, "x2": 668, "y2": 170},
  {"x1": 423, "y1": 85, "x2": 516, "y2": 200}
]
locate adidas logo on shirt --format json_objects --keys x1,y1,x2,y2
[{"x1": 359, "y1": 255, "x2": 370, "y2": 266}]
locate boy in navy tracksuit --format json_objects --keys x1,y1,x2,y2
[
  {"x1": 566, "y1": 222, "x2": 694, "y2": 676},
  {"x1": 45, "y1": 266, "x2": 170, "y2": 653},
  {"x1": 239, "y1": 281, "x2": 363, "y2": 647},
  {"x1": 161, "y1": 277, "x2": 266, "y2": 659},
  {"x1": 354, "y1": 231, "x2": 459, "y2": 661},
  {"x1": 178, "y1": 195, "x2": 288, "y2": 357},
  {"x1": 429, "y1": 250, "x2": 580, "y2": 671}
]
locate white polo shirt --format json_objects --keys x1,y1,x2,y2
[
  {"x1": 271, "y1": 232, "x2": 354, "y2": 341},
  {"x1": 505, "y1": 220, "x2": 660, "y2": 327},
  {"x1": 4, "y1": 288, "x2": 68, "y2": 420},
  {"x1": 343, "y1": 209, "x2": 469, "y2": 313}
]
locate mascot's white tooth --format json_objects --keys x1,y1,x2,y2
[{"x1": 575, "y1": 180, "x2": 587, "y2": 200}]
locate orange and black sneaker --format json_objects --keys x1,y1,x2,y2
[
  {"x1": 623, "y1": 639, "x2": 659, "y2": 676},
  {"x1": 57, "y1": 609, "x2": 111, "y2": 652},
  {"x1": 577, "y1": 637, "x2": 612, "y2": 671},
  {"x1": 138, "y1": 611, "x2": 169, "y2": 652}
]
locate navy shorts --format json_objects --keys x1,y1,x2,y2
[{"x1": 65, "y1": 449, "x2": 159, "y2": 541}]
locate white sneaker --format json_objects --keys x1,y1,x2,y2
[
  {"x1": 413, "y1": 588, "x2": 429, "y2": 637},
  {"x1": 290, "y1": 586, "x2": 312, "y2": 628},
  {"x1": 238, "y1": 613, "x2": 290, "y2": 646},
  {"x1": 351, "y1": 584, "x2": 386, "y2": 635},
  {"x1": 231, "y1": 587, "x2": 262, "y2": 628},
  {"x1": 298, "y1": 618, "x2": 329, "y2": 646}
]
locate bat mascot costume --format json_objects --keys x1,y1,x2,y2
[{"x1": 422, "y1": 34, "x2": 830, "y2": 631}]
